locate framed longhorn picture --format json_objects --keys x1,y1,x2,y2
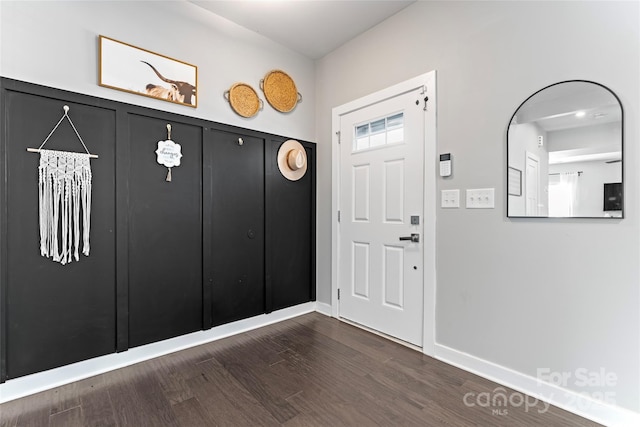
[{"x1": 99, "y1": 35, "x2": 197, "y2": 108}]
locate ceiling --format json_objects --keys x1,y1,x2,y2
[
  {"x1": 189, "y1": 0, "x2": 415, "y2": 60},
  {"x1": 512, "y1": 82, "x2": 622, "y2": 164},
  {"x1": 514, "y1": 82, "x2": 621, "y2": 132}
]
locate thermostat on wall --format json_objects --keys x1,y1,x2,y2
[{"x1": 439, "y1": 153, "x2": 452, "y2": 177}]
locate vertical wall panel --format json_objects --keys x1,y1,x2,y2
[
  {"x1": 3, "y1": 91, "x2": 117, "y2": 379},
  {"x1": 266, "y1": 139, "x2": 315, "y2": 312},
  {"x1": 205, "y1": 130, "x2": 265, "y2": 326},
  {"x1": 128, "y1": 114, "x2": 202, "y2": 348}
]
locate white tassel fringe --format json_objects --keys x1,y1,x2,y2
[{"x1": 38, "y1": 149, "x2": 92, "y2": 265}]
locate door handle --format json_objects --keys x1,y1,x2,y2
[{"x1": 399, "y1": 233, "x2": 420, "y2": 243}]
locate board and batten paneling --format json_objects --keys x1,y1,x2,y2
[{"x1": 0, "y1": 78, "x2": 315, "y2": 383}]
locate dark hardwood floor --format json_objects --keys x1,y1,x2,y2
[{"x1": 1, "y1": 313, "x2": 601, "y2": 426}]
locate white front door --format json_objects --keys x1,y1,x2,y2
[{"x1": 338, "y1": 88, "x2": 425, "y2": 346}]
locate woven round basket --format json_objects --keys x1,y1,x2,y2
[
  {"x1": 260, "y1": 70, "x2": 302, "y2": 113},
  {"x1": 224, "y1": 83, "x2": 262, "y2": 118}
]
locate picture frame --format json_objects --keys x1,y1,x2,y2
[
  {"x1": 508, "y1": 166, "x2": 522, "y2": 196},
  {"x1": 99, "y1": 35, "x2": 197, "y2": 108}
]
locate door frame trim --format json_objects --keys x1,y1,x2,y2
[
  {"x1": 524, "y1": 150, "x2": 541, "y2": 216},
  {"x1": 331, "y1": 71, "x2": 437, "y2": 356}
]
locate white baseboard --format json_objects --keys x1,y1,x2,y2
[
  {"x1": 315, "y1": 301, "x2": 332, "y2": 316},
  {"x1": 434, "y1": 343, "x2": 640, "y2": 427},
  {"x1": 0, "y1": 302, "x2": 316, "y2": 403}
]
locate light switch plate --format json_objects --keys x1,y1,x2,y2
[
  {"x1": 441, "y1": 189, "x2": 460, "y2": 208},
  {"x1": 466, "y1": 188, "x2": 495, "y2": 209}
]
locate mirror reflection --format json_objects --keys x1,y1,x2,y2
[{"x1": 507, "y1": 81, "x2": 623, "y2": 218}]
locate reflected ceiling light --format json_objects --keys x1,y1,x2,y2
[{"x1": 575, "y1": 111, "x2": 586, "y2": 118}]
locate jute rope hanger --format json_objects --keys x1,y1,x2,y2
[{"x1": 27, "y1": 105, "x2": 98, "y2": 158}]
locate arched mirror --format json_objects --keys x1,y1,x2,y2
[{"x1": 507, "y1": 80, "x2": 623, "y2": 218}]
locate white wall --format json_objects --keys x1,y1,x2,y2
[
  {"x1": 316, "y1": 0, "x2": 639, "y2": 414},
  {"x1": 0, "y1": 0, "x2": 315, "y2": 141}
]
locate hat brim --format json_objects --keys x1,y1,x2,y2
[{"x1": 277, "y1": 139, "x2": 307, "y2": 181}]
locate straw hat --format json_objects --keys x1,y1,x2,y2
[{"x1": 277, "y1": 139, "x2": 307, "y2": 181}]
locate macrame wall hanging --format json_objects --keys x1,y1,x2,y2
[
  {"x1": 27, "y1": 105, "x2": 98, "y2": 265},
  {"x1": 155, "y1": 124, "x2": 182, "y2": 182}
]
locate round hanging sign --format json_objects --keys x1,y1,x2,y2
[
  {"x1": 156, "y1": 140, "x2": 182, "y2": 167},
  {"x1": 156, "y1": 139, "x2": 182, "y2": 181}
]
